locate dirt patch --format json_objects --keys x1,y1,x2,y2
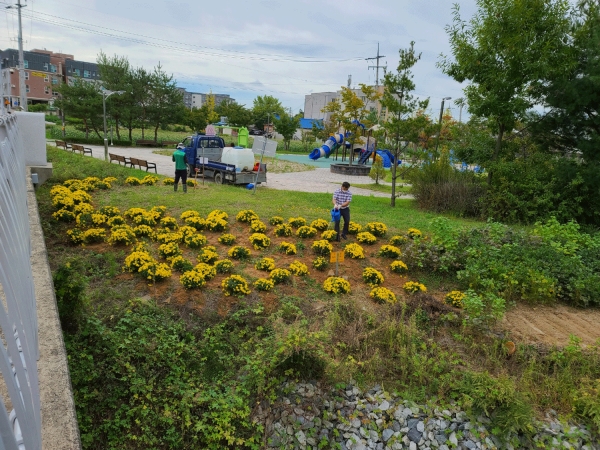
[{"x1": 501, "y1": 303, "x2": 600, "y2": 347}]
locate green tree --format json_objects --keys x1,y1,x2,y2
[
  {"x1": 251, "y1": 95, "x2": 284, "y2": 130},
  {"x1": 323, "y1": 85, "x2": 380, "y2": 165},
  {"x1": 439, "y1": 0, "x2": 573, "y2": 184},
  {"x1": 369, "y1": 158, "x2": 386, "y2": 184},
  {"x1": 201, "y1": 92, "x2": 220, "y2": 125},
  {"x1": 273, "y1": 113, "x2": 300, "y2": 151},
  {"x1": 183, "y1": 107, "x2": 208, "y2": 133},
  {"x1": 97, "y1": 52, "x2": 133, "y2": 141},
  {"x1": 147, "y1": 63, "x2": 184, "y2": 141},
  {"x1": 54, "y1": 77, "x2": 103, "y2": 139},
  {"x1": 216, "y1": 101, "x2": 253, "y2": 127},
  {"x1": 380, "y1": 42, "x2": 431, "y2": 206},
  {"x1": 130, "y1": 67, "x2": 153, "y2": 139}
]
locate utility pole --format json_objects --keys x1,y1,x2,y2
[
  {"x1": 7, "y1": 0, "x2": 28, "y2": 111},
  {"x1": 347, "y1": 74, "x2": 351, "y2": 88},
  {"x1": 366, "y1": 42, "x2": 386, "y2": 89}
]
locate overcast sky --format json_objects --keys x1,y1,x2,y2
[{"x1": 1, "y1": 0, "x2": 480, "y2": 116}]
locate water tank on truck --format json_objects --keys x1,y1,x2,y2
[{"x1": 221, "y1": 147, "x2": 255, "y2": 172}]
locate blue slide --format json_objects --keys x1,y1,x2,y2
[{"x1": 309, "y1": 133, "x2": 344, "y2": 160}]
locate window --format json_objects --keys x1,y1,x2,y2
[
  {"x1": 25, "y1": 71, "x2": 29, "y2": 80},
  {"x1": 52, "y1": 77, "x2": 58, "y2": 85},
  {"x1": 44, "y1": 75, "x2": 49, "y2": 82},
  {"x1": 83, "y1": 70, "x2": 90, "y2": 78},
  {"x1": 24, "y1": 60, "x2": 28, "y2": 68},
  {"x1": 50, "y1": 64, "x2": 57, "y2": 73},
  {"x1": 25, "y1": 84, "x2": 30, "y2": 93},
  {"x1": 44, "y1": 86, "x2": 49, "y2": 94},
  {"x1": 74, "y1": 68, "x2": 80, "y2": 76},
  {"x1": 44, "y1": 63, "x2": 48, "y2": 71},
  {"x1": 52, "y1": 91, "x2": 59, "y2": 97}
]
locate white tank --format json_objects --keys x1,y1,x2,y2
[{"x1": 221, "y1": 146, "x2": 255, "y2": 172}]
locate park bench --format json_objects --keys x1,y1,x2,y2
[
  {"x1": 161, "y1": 140, "x2": 179, "y2": 148},
  {"x1": 71, "y1": 144, "x2": 93, "y2": 156},
  {"x1": 130, "y1": 157, "x2": 157, "y2": 173},
  {"x1": 109, "y1": 153, "x2": 132, "y2": 166},
  {"x1": 136, "y1": 139, "x2": 158, "y2": 147},
  {"x1": 55, "y1": 140, "x2": 71, "y2": 150}
]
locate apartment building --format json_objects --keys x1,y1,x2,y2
[
  {"x1": 304, "y1": 87, "x2": 384, "y2": 122},
  {"x1": 0, "y1": 48, "x2": 100, "y2": 108},
  {"x1": 177, "y1": 87, "x2": 234, "y2": 110}
]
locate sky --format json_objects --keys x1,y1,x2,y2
[{"x1": 0, "y1": 0, "x2": 480, "y2": 117}]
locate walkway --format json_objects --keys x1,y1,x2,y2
[{"x1": 51, "y1": 142, "x2": 411, "y2": 199}]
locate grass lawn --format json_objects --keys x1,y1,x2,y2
[{"x1": 352, "y1": 182, "x2": 411, "y2": 195}]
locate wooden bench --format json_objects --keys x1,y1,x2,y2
[
  {"x1": 55, "y1": 140, "x2": 71, "y2": 150},
  {"x1": 71, "y1": 144, "x2": 93, "y2": 156},
  {"x1": 136, "y1": 139, "x2": 158, "y2": 147},
  {"x1": 130, "y1": 157, "x2": 157, "y2": 173},
  {"x1": 161, "y1": 140, "x2": 179, "y2": 148},
  {"x1": 109, "y1": 153, "x2": 132, "y2": 166}
]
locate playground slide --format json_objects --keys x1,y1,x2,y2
[{"x1": 309, "y1": 133, "x2": 344, "y2": 160}]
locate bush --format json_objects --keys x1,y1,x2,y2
[
  {"x1": 403, "y1": 281, "x2": 426, "y2": 294},
  {"x1": 170, "y1": 256, "x2": 194, "y2": 273},
  {"x1": 312, "y1": 257, "x2": 329, "y2": 271},
  {"x1": 348, "y1": 222, "x2": 362, "y2": 235},
  {"x1": 180, "y1": 269, "x2": 206, "y2": 289},
  {"x1": 236, "y1": 209, "x2": 259, "y2": 223},
  {"x1": 254, "y1": 278, "x2": 275, "y2": 291},
  {"x1": 269, "y1": 216, "x2": 284, "y2": 225},
  {"x1": 390, "y1": 260, "x2": 408, "y2": 274},
  {"x1": 370, "y1": 287, "x2": 397, "y2": 304},
  {"x1": 269, "y1": 268, "x2": 292, "y2": 284},
  {"x1": 323, "y1": 277, "x2": 351, "y2": 294},
  {"x1": 198, "y1": 248, "x2": 219, "y2": 264},
  {"x1": 365, "y1": 222, "x2": 387, "y2": 237},
  {"x1": 273, "y1": 224, "x2": 292, "y2": 237},
  {"x1": 289, "y1": 261, "x2": 309, "y2": 276},
  {"x1": 444, "y1": 290, "x2": 466, "y2": 308},
  {"x1": 53, "y1": 260, "x2": 87, "y2": 332},
  {"x1": 255, "y1": 257, "x2": 276, "y2": 271},
  {"x1": 378, "y1": 244, "x2": 401, "y2": 258},
  {"x1": 310, "y1": 219, "x2": 329, "y2": 231},
  {"x1": 362, "y1": 267, "x2": 384, "y2": 287},
  {"x1": 228, "y1": 245, "x2": 251, "y2": 259},
  {"x1": 278, "y1": 242, "x2": 297, "y2": 255},
  {"x1": 194, "y1": 262, "x2": 216, "y2": 281},
  {"x1": 357, "y1": 232, "x2": 377, "y2": 245},
  {"x1": 296, "y1": 226, "x2": 318, "y2": 238},
  {"x1": 221, "y1": 275, "x2": 250, "y2": 297},
  {"x1": 288, "y1": 217, "x2": 306, "y2": 228},
  {"x1": 312, "y1": 240, "x2": 333, "y2": 256},
  {"x1": 214, "y1": 259, "x2": 234, "y2": 274},
  {"x1": 250, "y1": 220, "x2": 267, "y2": 233},
  {"x1": 344, "y1": 243, "x2": 365, "y2": 259},
  {"x1": 218, "y1": 233, "x2": 236, "y2": 245},
  {"x1": 249, "y1": 233, "x2": 271, "y2": 250}
]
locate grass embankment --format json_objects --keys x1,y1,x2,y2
[{"x1": 38, "y1": 146, "x2": 600, "y2": 449}]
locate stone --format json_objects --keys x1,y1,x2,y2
[
  {"x1": 408, "y1": 418, "x2": 420, "y2": 429},
  {"x1": 449, "y1": 432, "x2": 458, "y2": 447},
  {"x1": 369, "y1": 430, "x2": 379, "y2": 441},
  {"x1": 417, "y1": 421, "x2": 425, "y2": 433},
  {"x1": 382, "y1": 429, "x2": 394, "y2": 442},
  {"x1": 392, "y1": 421, "x2": 401, "y2": 432},
  {"x1": 352, "y1": 419, "x2": 361, "y2": 428},
  {"x1": 439, "y1": 420, "x2": 448, "y2": 430},
  {"x1": 307, "y1": 437, "x2": 316, "y2": 446},
  {"x1": 464, "y1": 440, "x2": 477, "y2": 449},
  {"x1": 379, "y1": 400, "x2": 390, "y2": 411},
  {"x1": 295, "y1": 430, "x2": 307, "y2": 446},
  {"x1": 435, "y1": 434, "x2": 446, "y2": 444},
  {"x1": 409, "y1": 442, "x2": 417, "y2": 450},
  {"x1": 407, "y1": 428, "x2": 422, "y2": 443}
]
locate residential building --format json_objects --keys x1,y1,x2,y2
[
  {"x1": 0, "y1": 48, "x2": 100, "y2": 109},
  {"x1": 304, "y1": 87, "x2": 384, "y2": 123},
  {"x1": 177, "y1": 87, "x2": 234, "y2": 109}
]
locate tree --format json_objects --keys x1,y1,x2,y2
[
  {"x1": 54, "y1": 77, "x2": 103, "y2": 139},
  {"x1": 380, "y1": 42, "x2": 431, "y2": 206},
  {"x1": 97, "y1": 52, "x2": 133, "y2": 141},
  {"x1": 439, "y1": 0, "x2": 573, "y2": 184},
  {"x1": 369, "y1": 158, "x2": 386, "y2": 184},
  {"x1": 251, "y1": 95, "x2": 284, "y2": 130},
  {"x1": 183, "y1": 107, "x2": 208, "y2": 133},
  {"x1": 216, "y1": 101, "x2": 253, "y2": 128},
  {"x1": 273, "y1": 113, "x2": 300, "y2": 151},
  {"x1": 202, "y1": 92, "x2": 220, "y2": 125},
  {"x1": 147, "y1": 63, "x2": 184, "y2": 141},
  {"x1": 322, "y1": 85, "x2": 380, "y2": 165}
]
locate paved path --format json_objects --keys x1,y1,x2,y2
[{"x1": 53, "y1": 142, "x2": 411, "y2": 198}]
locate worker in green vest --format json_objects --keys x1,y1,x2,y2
[{"x1": 172, "y1": 148, "x2": 188, "y2": 193}]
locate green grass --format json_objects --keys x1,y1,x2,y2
[{"x1": 352, "y1": 182, "x2": 411, "y2": 195}]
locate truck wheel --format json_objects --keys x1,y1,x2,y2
[
  {"x1": 187, "y1": 164, "x2": 194, "y2": 178},
  {"x1": 214, "y1": 172, "x2": 223, "y2": 184}
]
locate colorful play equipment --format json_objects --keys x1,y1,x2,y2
[
  {"x1": 309, "y1": 121, "x2": 381, "y2": 163},
  {"x1": 309, "y1": 133, "x2": 345, "y2": 160}
]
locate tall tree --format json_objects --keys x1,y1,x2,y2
[
  {"x1": 130, "y1": 67, "x2": 153, "y2": 139},
  {"x1": 252, "y1": 95, "x2": 284, "y2": 130},
  {"x1": 202, "y1": 92, "x2": 220, "y2": 125},
  {"x1": 273, "y1": 113, "x2": 300, "y2": 151},
  {"x1": 183, "y1": 107, "x2": 208, "y2": 133},
  {"x1": 147, "y1": 63, "x2": 184, "y2": 141},
  {"x1": 54, "y1": 78, "x2": 103, "y2": 139},
  {"x1": 439, "y1": 0, "x2": 573, "y2": 183},
  {"x1": 215, "y1": 101, "x2": 253, "y2": 128},
  {"x1": 97, "y1": 52, "x2": 132, "y2": 141},
  {"x1": 380, "y1": 42, "x2": 431, "y2": 206}
]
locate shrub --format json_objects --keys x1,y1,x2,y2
[
  {"x1": 390, "y1": 260, "x2": 409, "y2": 274},
  {"x1": 236, "y1": 209, "x2": 259, "y2": 223},
  {"x1": 365, "y1": 222, "x2": 387, "y2": 237},
  {"x1": 194, "y1": 263, "x2": 216, "y2": 281},
  {"x1": 357, "y1": 232, "x2": 377, "y2": 245},
  {"x1": 370, "y1": 287, "x2": 397, "y2": 304},
  {"x1": 206, "y1": 218, "x2": 228, "y2": 232},
  {"x1": 99, "y1": 205, "x2": 120, "y2": 217},
  {"x1": 180, "y1": 210, "x2": 200, "y2": 220},
  {"x1": 255, "y1": 257, "x2": 276, "y2": 272},
  {"x1": 67, "y1": 228, "x2": 84, "y2": 245},
  {"x1": 125, "y1": 177, "x2": 142, "y2": 186},
  {"x1": 273, "y1": 224, "x2": 293, "y2": 237},
  {"x1": 170, "y1": 256, "x2": 194, "y2": 273},
  {"x1": 184, "y1": 233, "x2": 207, "y2": 249},
  {"x1": 265, "y1": 216, "x2": 282, "y2": 227},
  {"x1": 160, "y1": 217, "x2": 178, "y2": 230},
  {"x1": 74, "y1": 203, "x2": 95, "y2": 216},
  {"x1": 344, "y1": 243, "x2": 365, "y2": 259},
  {"x1": 133, "y1": 225, "x2": 154, "y2": 238},
  {"x1": 180, "y1": 270, "x2": 206, "y2": 289},
  {"x1": 310, "y1": 219, "x2": 329, "y2": 231},
  {"x1": 296, "y1": 226, "x2": 318, "y2": 238},
  {"x1": 53, "y1": 209, "x2": 76, "y2": 222},
  {"x1": 156, "y1": 232, "x2": 183, "y2": 244},
  {"x1": 312, "y1": 240, "x2": 333, "y2": 256},
  {"x1": 107, "y1": 215, "x2": 126, "y2": 227},
  {"x1": 288, "y1": 217, "x2": 306, "y2": 228},
  {"x1": 321, "y1": 230, "x2": 337, "y2": 241},
  {"x1": 389, "y1": 235, "x2": 409, "y2": 246},
  {"x1": 124, "y1": 251, "x2": 154, "y2": 272},
  {"x1": 107, "y1": 226, "x2": 136, "y2": 246},
  {"x1": 198, "y1": 248, "x2": 219, "y2": 264},
  {"x1": 462, "y1": 290, "x2": 506, "y2": 327},
  {"x1": 445, "y1": 290, "x2": 466, "y2": 308},
  {"x1": 186, "y1": 179, "x2": 198, "y2": 187},
  {"x1": 254, "y1": 278, "x2": 275, "y2": 291},
  {"x1": 228, "y1": 246, "x2": 251, "y2": 259},
  {"x1": 82, "y1": 228, "x2": 106, "y2": 244},
  {"x1": 158, "y1": 242, "x2": 181, "y2": 259},
  {"x1": 185, "y1": 216, "x2": 207, "y2": 231},
  {"x1": 221, "y1": 275, "x2": 250, "y2": 297},
  {"x1": 348, "y1": 222, "x2": 362, "y2": 235},
  {"x1": 207, "y1": 209, "x2": 228, "y2": 221},
  {"x1": 269, "y1": 268, "x2": 292, "y2": 284},
  {"x1": 138, "y1": 261, "x2": 171, "y2": 282},
  {"x1": 53, "y1": 260, "x2": 87, "y2": 332},
  {"x1": 141, "y1": 175, "x2": 159, "y2": 186},
  {"x1": 323, "y1": 277, "x2": 351, "y2": 294},
  {"x1": 362, "y1": 267, "x2": 384, "y2": 287},
  {"x1": 250, "y1": 220, "x2": 267, "y2": 233},
  {"x1": 407, "y1": 228, "x2": 422, "y2": 239},
  {"x1": 378, "y1": 244, "x2": 401, "y2": 258},
  {"x1": 163, "y1": 178, "x2": 175, "y2": 185},
  {"x1": 179, "y1": 226, "x2": 197, "y2": 238},
  {"x1": 278, "y1": 242, "x2": 297, "y2": 255},
  {"x1": 132, "y1": 212, "x2": 158, "y2": 227},
  {"x1": 214, "y1": 259, "x2": 234, "y2": 274},
  {"x1": 249, "y1": 233, "x2": 271, "y2": 250},
  {"x1": 312, "y1": 257, "x2": 329, "y2": 271},
  {"x1": 403, "y1": 281, "x2": 427, "y2": 294},
  {"x1": 289, "y1": 261, "x2": 309, "y2": 276},
  {"x1": 218, "y1": 233, "x2": 236, "y2": 245}
]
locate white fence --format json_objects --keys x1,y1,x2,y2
[{"x1": 0, "y1": 113, "x2": 42, "y2": 450}]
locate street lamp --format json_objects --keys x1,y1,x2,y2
[
  {"x1": 102, "y1": 89, "x2": 125, "y2": 161},
  {"x1": 434, "y1": 96, "x2": 451, "y2": 156}
]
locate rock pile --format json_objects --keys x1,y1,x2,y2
[{"x1": 256, "y1": 381, "x2": 598, "y2": 450}]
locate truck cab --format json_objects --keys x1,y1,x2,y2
[{"x1": 178, "y1": 134, "x2": 226, "y2": 177}]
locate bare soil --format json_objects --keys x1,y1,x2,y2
[{"x1": 501, "y1": 303, "x2": 600, "y2": 347}]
